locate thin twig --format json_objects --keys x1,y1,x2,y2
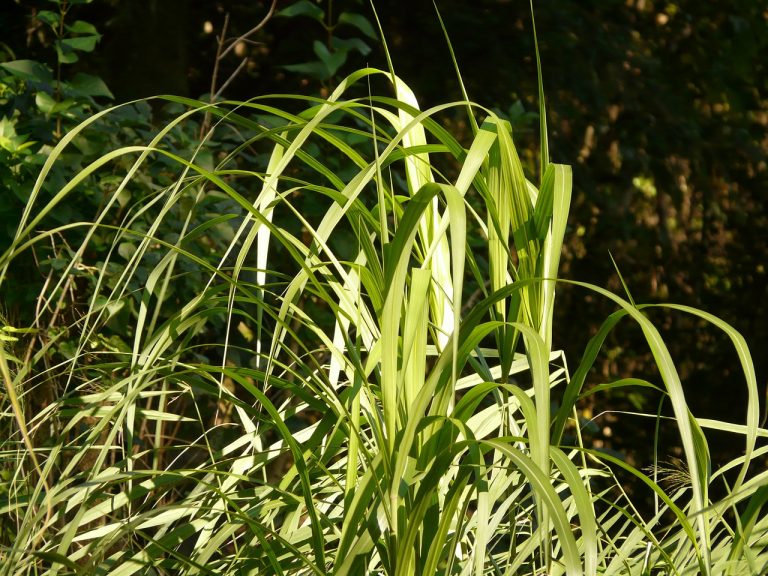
[
  {"x1": 208, "y1": 13, "x2": 230, "y2": 108},
  {"x1": 201, "y1": 0, "x2": 278, "y2": 136},
  {"x1": 219, "y1": 0, "x2": 277, "y2": 61},
  {"x1": 213, "y1": 56, "x2": 250, "y2": 101}
]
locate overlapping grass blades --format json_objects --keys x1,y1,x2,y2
[{"x1": 1, "y1": 20, "x2": 765, "y2": 576}]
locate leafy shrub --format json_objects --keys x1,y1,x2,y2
[{"x1": 1, "y1": 6, "x2": 766, "y2": 576}]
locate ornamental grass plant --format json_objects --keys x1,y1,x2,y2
[{"x1": 1, "y1": 8, "x2": 766, "y2": 575}]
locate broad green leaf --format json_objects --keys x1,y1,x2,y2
[
  {"x1": 61, "y1": 34, "x2": 100, "y2": 53},
  {"x1": 332, "y1": 36, "x2": 371, "y2": 57},
  {"x1": 338, "y1": 12, "x2": 378, "y2": 39},
  {"x1": 35, "y1": 91, "x2": 57, "y2": 114},
  {"x1": 69, "y1": 72, "x2": 114, "y2": 98},
  {"x1": 0, "y1": 117, "x2": 30, "y2": 153},
  {"x1": 0, "y1": 59, "x2": 53, "y2": 83},
  {"x1": 277, "y1": 0, "x2": 324, "y2": 20},
  {"x1": 36, "y1": 10, "x2": 61, "y2": 27},
  {"x1": 55, "y1": 39, "x2": 79, "y2": 64},
  {"x1": 283, "y1": 61, "x2": 329, "y2": 80},
  {"x1": 66, "y1": 19, "x2": 99, "y2": 35},
  {"x1": 313, "y1": 40, "x2": 347, "y2": 77}
]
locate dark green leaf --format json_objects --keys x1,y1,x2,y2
[
  {"x1": 35, "y1": 91, "x2": 56, "y2": 114},
  {"x1": 0, "y1": 117, "x2": 32, "y2": 154},
  {"x1": 337, "y1": 12, "x2": 378, "y2": 40},
  {"x1": 277, "y1": 0, "x2": 324, "y2": 21},
  {"x1": 332, "y1": 37, "x2": 371, "y2": 57},
  {"x1": 54, "y1": 40, "x2": 78, "y2": 64},
  {"x1": 283, "y1": 61, "x2": 330, "y2": 81},
  {"x1": 61, "y1": 35, "x2": 100, "y2": 53},
  {"x1": 313, "y1": 41, "x2": 346, "y2": 77},
  {"x1": 0, "y1": 60, "x2": 53, "y2": 84},
  {"x1": 69, "y1": 72, "x2": 114, "y2": 99},
  {"x1": 36, "y1": 10, "x2": 61, "y2": 27},
  {"x1": 66, "y1": 20, "x2": 99, "y2": 35}
]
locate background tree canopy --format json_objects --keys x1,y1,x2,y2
[{"x1": 1, "y1": 0, "x2": 766, "y2": 480}]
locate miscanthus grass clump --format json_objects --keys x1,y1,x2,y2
[{"x1": 1, "y1": 11, "x2": 765, "y2": 576}]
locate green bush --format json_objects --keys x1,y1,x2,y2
[{"x1": 1, "y1": 6, "x2": 766, "y2": 576}]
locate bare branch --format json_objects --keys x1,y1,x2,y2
[{"x1": 219, "y1": 0, "x2": 277, "y2": 61}]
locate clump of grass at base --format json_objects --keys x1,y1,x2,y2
[{"x1": 1, "y1": 16, "x2": 766, "y2": 576}]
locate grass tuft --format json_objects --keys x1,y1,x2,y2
[{"x1": 0, "y1": 12, "x2": 765, "y2": 576}]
